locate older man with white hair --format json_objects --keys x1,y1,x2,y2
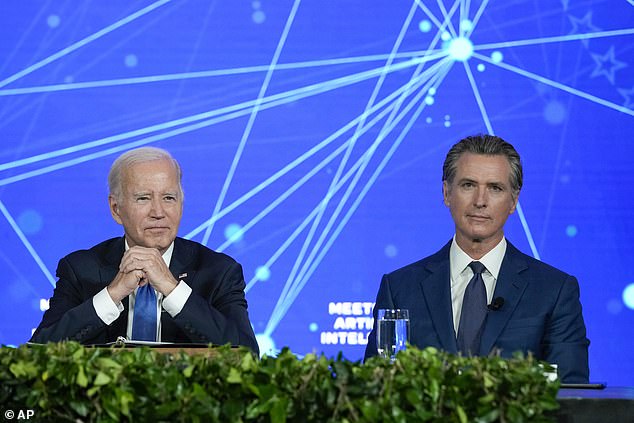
[{"x1": 31, "y1": 147, "x2": 259, "y2": 353}]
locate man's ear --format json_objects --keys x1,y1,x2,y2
[
  {"x1": 109, "y1": 195, "x2": 123, "y2": 224},
  {"x1": 442, "y1": 181, "x2": 450, "y2": 206},
  {"x1": 509, "y1": 192, "x2": 520, "y2": 214}
]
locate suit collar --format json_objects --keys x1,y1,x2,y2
[
  {"x1": 479, "y1": 241, "x2": 529, "y2": 354},
  {"x1": 420, "y1": 240, "x2": 458, "y2": 353}
]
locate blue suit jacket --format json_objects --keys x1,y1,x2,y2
[
  {"x1": 364, "y1": 241, "x2": 589, "y2": 383},
  {"x1": 31, "y1": 237, "x2": 259, "y2": 354}
]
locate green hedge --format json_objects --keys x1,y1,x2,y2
[{"x1": 0, "y1": 342, "x2": 559, "y2": 422}]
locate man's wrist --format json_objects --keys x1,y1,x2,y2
[
  {"x1": 106, "y1": 284, "x2": 128, "y2": 304},
  {"x1": 94, "y1": 287, "x2": 123, "y2": 325}
]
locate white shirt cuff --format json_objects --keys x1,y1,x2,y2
[
  {"x1": 93, "y1": 287, "x2": 123, "y2": 325},
  {"x1": 162, "y1": 280, "x2": 192, "y2": 317}
]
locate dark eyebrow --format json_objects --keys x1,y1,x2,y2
[
  {"x1": 487, "y1": 181, "x2": 508, "y2": 188},
  {"x1": 457, "y1": 178, "x2": 476, "y2": 184}
]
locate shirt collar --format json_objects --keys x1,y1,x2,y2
[
  {"x1": 123, "y1": 238, "x2": 175, "y2": 267},
  {"x1": 449, "y1": 236, "x2": 507, "y2": 279}
]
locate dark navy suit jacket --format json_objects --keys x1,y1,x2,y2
[
  {"x1": 31, "y1": 237, "x2": 259, "y2": 354},
  {"x1": 364, "y1": 241, "x2": 589, "y2": 383}
]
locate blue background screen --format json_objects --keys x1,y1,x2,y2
[{"x1": 1, "y1": 1, "x2": 633, "y2": 385}]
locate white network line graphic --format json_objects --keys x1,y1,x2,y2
[
  {"x1": 202, "y1": 0, "x2": 302, "y2": 246},
  {"x1": 0, "y1": 0, "x2": 173, "y2": 89},
  {"x1": 0, "y1": 0, "x2": 632, "y2": 345}
]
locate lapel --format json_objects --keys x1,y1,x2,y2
[
  {"x1": 100, "y1": 237, "x2": 124, "y2": 279},
  {"x1": 169, "y1": 238, "x2": 196, "y2": 284},
  {"x1": 161, "y1": 238, "x2": 196, "y2": 329},
  {"x1": 479, "y1": 242, "x2": 529, "y2": 355},
  {"x1": 419, "y1": 241, "x2": 458, "y2": 353}
]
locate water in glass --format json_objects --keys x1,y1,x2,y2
[{"x1": 376, "y1": 309, "x2": 409, "y2": 361}]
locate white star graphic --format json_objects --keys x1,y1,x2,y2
[
  {"x1": 618, "y1": 86, "x2": 634, "y2": 109},
  {"x1": 590, "y1": 46, "x2": 628, "y2": 85},
  {"x1": 568, "y1": 11, "x2": 601, "y2": 48}
]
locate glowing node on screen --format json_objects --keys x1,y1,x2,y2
[
  {"x1": 444, "y1": 121, "x2": 451, "y2": 128},
  {"x1": 64, "y1": 75, "x2": 74, "y2": 83},
  {"x1": 124, "y1": 54, "x2": 138, "y2": 68},
  {"x1": 252, "y1": 10, "x2": 266, "y2": 24},
  {"x1": 255, "y1": 265, "x2": 271, "y2": 281},
  {"x1": 425, "y1": 117, "x2": 432, "y2": 124},
  {"x1": 428, "y1": 87, "x2": 437, "y2": 96},
  {"x1": 565, "y1": 225, "x2": 578, "y2": 237},
  {"x1": 477, "y1": 63, "x2": 486, "y2": 72},
  {"x1": 447, "y1": 37, "x2": 474, "y2": 61},
  {"x1": 441, "y1": 31, "x2": 451, "y2": 41},
  {"x1": 40, "y1": 299, "x2": 50, "y2": 312},
  {"x1": 607, "y1": 299, "x2": 623, "y2": 315},
  {"x1": 256, "y1": 333, "x2": 276, "y2": 357},
  {"x1": 17, "y1": 209, "x2": 43, "y2": 234},
  {"x1": 460, "y1": 19, "x2": 473, "y2": 33},
  {"x1": 544, "y1": 100, "x2": 567, "y2": 125},
  {"x1": 384, "y1": 244, "x2": 398, "y2": 258},
  {"x1": 309, "y1": 323, "x2": 318, "y2": 332},
  {"x1": 418, "y1": 19, "x2": 432, "y2": 33},
  {"x1": 224, "y1": 223, "x2": 244, "y2": 242},
  {"x1": 623, "y1": 284, "x2": 634, "y2": 310},
  {"x1": 47, "y1": 15, "x2": 61, "y2": 28},
  {"x1": 491, "y1": 51, "x2": 504, "y2": 63},
  {"x1": 424, "y1": 96, "x2": 435, "y2": 105}
]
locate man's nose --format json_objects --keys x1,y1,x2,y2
[
  {"x1": 473, "y1": 187, "x2": 487, "y2": 207},
  {"x1": 150, "y1": 198, "x2": 165, "y2": 217}
]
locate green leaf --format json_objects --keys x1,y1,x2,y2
[
  {"x1": 270, "y1": 397, "x2": 288, "y2": 423},
  {"x1": 118, "y1": 390, "x2": 134, "y2": 417},
  {"x1": 226, "y1": 367, "x2": 242, "y2": 384},
  {"x1": 183, "y1": 365, "x2": 194, "y2": 378},
  {"x1": 93, "y1": 371, "x2": 112, "y2": 386},
  {"x1": 69, "y1": 400, "x2": 89, "y2": 417},
  {"x1": 97, "y1": 357, "x2": 122, "y2": 369},
  {"x1": 0, "y1": 342, "x2": 560, "y2": 422},
  {"x1": 87, "y1": 386, "x2": 100, "y2": 397},
  {"x1": 76, "y1": 365, "x2": 88, "y2": 387},
  {"x1": 241, "y1": 351, "x2": 256, "y2": 371},
  {"x1": 9, "y1": 361, "x2": 38, "y2": 378},
  {"x1": 456, "y1": 405, "x2": 468, "y2": 423}
]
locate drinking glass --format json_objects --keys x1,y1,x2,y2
[{"x1": 376, "y1": 309, "x2": 409, "y2": 361}]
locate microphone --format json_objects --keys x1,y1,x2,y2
[{"x1": 488, "y1": 297, "x2": 505, "y2": 311}]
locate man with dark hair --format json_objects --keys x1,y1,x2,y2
[
  {"x1": 364, "y1": 134, "x2": 589, "y2": 383},
  {"x1": 31, "y1": 147, "x2": 259, "y2": 354}
]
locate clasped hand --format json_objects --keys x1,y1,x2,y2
[{"x1": 107, "y1": 246, "x2": 178, "y2": 304}]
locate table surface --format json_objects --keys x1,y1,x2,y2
[{"x1": 557, "y1": 386, "x2": 634, "y2": 400}]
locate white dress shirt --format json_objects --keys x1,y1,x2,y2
[
  {"x1": 92, "y1": 241, "x2": 192, "y2": 341},
  {"x1": 449, "y1": 236, "x2": 507, "y2": 334}
]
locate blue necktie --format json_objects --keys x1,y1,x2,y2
[
  {"x1": 132, "y1": 284, "x2": 157, "y2": 341},
  {"x1": 457, "y1": 261, "x2": 487, "y2": 355}
]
